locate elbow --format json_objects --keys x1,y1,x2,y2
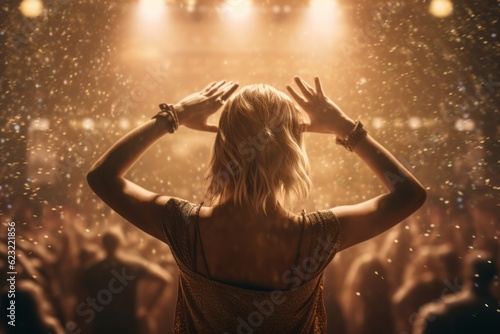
[
  {"x1": 87, "y1": 169, "x2": 121, "y2": 192},
  {"x1": 394, "y1": 183, "x2": 427, "y2": 213},
  {"x1": 86, "y1": 171, "x2": 97, "y2": 190},
  {"x1": 410, "y1": 184, "x2": 427, "y2": 211},
  {"x1": 86, "y1": 169, "x2": 103, "y2": 190}
]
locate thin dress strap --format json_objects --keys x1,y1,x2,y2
[
  {"x1": 195, "y1": 206, "x2": 306, "y2": 284},
  {"x1": 194, "y1": 202, "x2": 211, "y2": 279},
  {"x1": 288, "y1": 209, "x2": 307, "y2": 287}
]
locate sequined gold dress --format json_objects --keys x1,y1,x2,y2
[{"x1": 161, "y1": 197, "x2": 342, "y2": 334}]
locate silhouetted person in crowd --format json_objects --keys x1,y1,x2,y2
[
  {"x1": 87, "y1": 77, "x2": 426, "y2": 332},
  {"x1": 447, "y1": 208, "x2": 475, "y2": 256},
  {"x1": 344, "y1": 254, "x2": 395, "y2": 334},
  {"x1": 413, "y1": 251, "x2": 500, "y2": 334},
  {"x1": 0, "y1": 280, "x2": 64, "y2": 334},
  {"x1": 393, "y1": 244, "x2": 461, "y2": 333},
  {"x1": 325, "y1": 296, "x2": 347, "y2": 334},
  {"x1": 471, "y1": 197, "x2": 500, "y2": 274},
  {"x1": 78, "y1": 230, "x2": 171, "y2": 334},
  {"x1": 379, "y1": 221, "x2": 416, "y2": 292}
]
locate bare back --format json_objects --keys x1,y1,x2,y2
[{"x1": 189, "y1": 204, "x2": 311, "y2": 290}]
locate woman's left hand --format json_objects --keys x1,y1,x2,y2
[{"x1": 175, "y1": 80, "x2": 239, "y2": 132}]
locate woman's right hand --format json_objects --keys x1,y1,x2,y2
[{"x1": 286, "y1": 76, "x2": 355, "y2": 137}]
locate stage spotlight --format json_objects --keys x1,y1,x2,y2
[
  {"x1": 186, "y1": 0, "x2": 196, "y2": 13},
  {"x1": 429, "y1": 0, "x2": 453, "y2": 18},
  {"x1": 271, "y1": 4, "x2": 292, "y2": 21},
  {"x1": 306, "y1": 0, "x2": 342, "y2": 35},
  {"x1": 372, "y1": 117, "x2": 385, "y2": 129},
  {"x1": 408, "y1": 116, "x2": 422, "y2": 129},
  {"x1": 118, "y1": 118, "x2": 131, "y2": 130},
  {"x1": 19, "y1": 0, "x2": 43, "y2": 17},
  {"x1": 82, "y1": 118, "x2": 95, "y2": 130},
  {"x1": 219, "y1": 0, "x2": 252, "y2": 20},
  {"x1": 454, "y1": 118, "x2": 475, "y2": 131},
  {"x1": 138, "y1": 0, "x2": 166, "y2": 22},
  {"x1": 308, "y1": 0, "x2": 340, "y2": 21},
  {"x1": 29, "y1": 118, "x2": 50, "y2": 131}
]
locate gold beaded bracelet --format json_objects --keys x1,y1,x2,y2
[
  {"x1": 335, "y1": 120, "x2": 367, "y2": 152},
  {"x1": 151, "y1": 103, "x2": 179, "y2": 134}
]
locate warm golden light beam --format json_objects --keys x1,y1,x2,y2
[
  {"x1": 137, "y1": 0, "x2": 167, "y2": 22},
  {"x1": 219, "y1": 0, "x2": 253, "y2": 20}
]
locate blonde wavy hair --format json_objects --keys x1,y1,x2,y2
[{"x1": 205, "y1": 84, "x2": 312, "y2": 214}]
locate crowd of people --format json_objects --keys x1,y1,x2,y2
[{"x1": 1, "y1": 192, "x2": 498, "y2": 334}]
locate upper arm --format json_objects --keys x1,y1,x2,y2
[
  {"x1": 145, "y1": 262, "x2": 173, "y2": 283},
  {"x1": 86, "y1": 172, "x2": 170, "y2": 243},
  {"x1": 332, "y1": 188, "x2": 426, "y2": 252}
]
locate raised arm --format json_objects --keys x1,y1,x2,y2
[
  {"x1": 287, "y1": 76, "x2": 426, "y2": 252},
  {"x1": 86, "y1": 81, "x2": 238, "y2": 241}
]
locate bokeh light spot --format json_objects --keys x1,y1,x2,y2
[
  {"x1": 429, "y1": 0, "x2": 453, "y2": 18},
  {"x1": 19, "y1": 0, "x2": 44, "y2": 18}
]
